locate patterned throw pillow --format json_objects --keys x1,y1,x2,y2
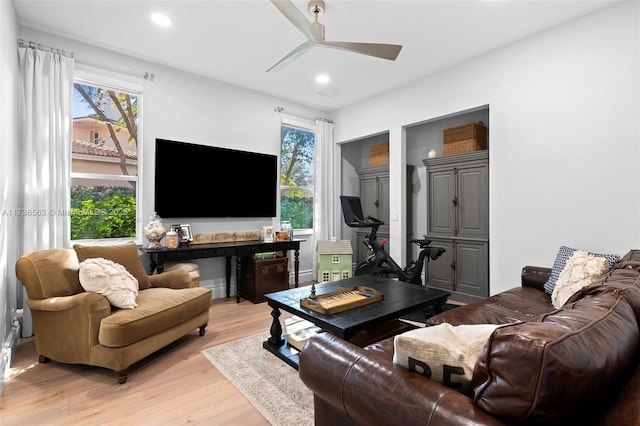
[
  {"x1": 543, "y1": 246, "x2": 620, "y2": 295},
  {"x1": 393, "y1": 323, "x2": 502, "y2": 395}
]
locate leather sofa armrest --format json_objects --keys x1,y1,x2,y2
[
  {"x1": 148, "y1": 269, "x2": 192, "y2": 289},
  {"x1": 598, "y1": 362, "x2": 640, "y2": 425},
  {"x1": 521, "y1": 266, "x2": 551, "y2": 291},
  {"x1": 300, "y1": 333, "x2": 508, "y2": 426}
]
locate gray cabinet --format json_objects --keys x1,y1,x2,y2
[
  {"x1": 358, "y1": 166, "x2": 391, "y2": 233},
  {"x1": 423, "y1": 151, "x2": 488, "y2": 303},
  {"x1": 354, "y1": 165, "x2": 413, "y2": 265}
]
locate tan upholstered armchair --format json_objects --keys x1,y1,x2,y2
[{"x1": 15, "y1": 242, "x2": 212, "y2": 383}]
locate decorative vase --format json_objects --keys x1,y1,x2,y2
[{"x1": 143, "y1": 213, "x2": 166, "y2": 249}]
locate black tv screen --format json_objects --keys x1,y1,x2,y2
[{"x1": 154, "y1": 138, "x2": 278, "y2": 218}]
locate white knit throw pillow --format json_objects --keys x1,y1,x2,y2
[
  {"x1": 551, "y1": 250, "x2": 609, "y2": 309},
  {"x1": 79, "y1": 257, "x2": 139, "y2": 309}
]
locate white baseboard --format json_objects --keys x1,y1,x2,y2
[{"x1": 290, "y1": 269, "x2": 313, "y2": 286}]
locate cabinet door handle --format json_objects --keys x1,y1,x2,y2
[
  {"x1": 375, "y1": 199, "x2": 379, "y2": 207},
  {"x1": 451, "y1": 260, "x2": 456, "y2": 269},
  {"x1": 452, "y1": 196, "x2": 458, "y2": 206}
]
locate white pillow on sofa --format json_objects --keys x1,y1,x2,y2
[
  {"x1": 543, "y1": 246, "x2": 619, "y2": 294},
  {"x1": 393, "y1": 323, "x2": 501, "y2": 395},
  {"x1": 79, "y1": 257, "x2": 139, "y2": 309},
  {"x1": 551, "y1": 250, "x2": 609, "y2": 308}
]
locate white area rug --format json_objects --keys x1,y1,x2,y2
[{"x1": 201, "y1": 332, "x2": 313, "y2": 426}]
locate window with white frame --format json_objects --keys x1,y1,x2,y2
[
  {"x1": 280, "y1": 118, "x2": 316, "y2": 230},
  {"x1": 70, "y1": 73, "x2": 141, "y2": 242}
]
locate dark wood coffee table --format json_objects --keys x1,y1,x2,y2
[{"x1": 262, "y1": 275, "x2": 450, "y2": 369}]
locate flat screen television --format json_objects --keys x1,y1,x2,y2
[{"x1": 154, "y1": 138, "x2": 278, "y2": 218}]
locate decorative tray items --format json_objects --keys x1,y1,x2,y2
[{"x1": 300, "y1": 286, "x2": 384, "y2": 315}]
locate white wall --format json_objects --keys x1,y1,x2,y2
[
  {"x1": 332, "y1": 2, "x2": 640, "y2": 294},
  {"x1": 0, "y1": 0, "x2": 20, "y2": 390},
  {"x1": 16, "y1": 26, "x2": 327, "y2": 297}
]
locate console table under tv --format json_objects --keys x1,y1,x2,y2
[{"x1": 140, "y1": 239, "x2": 304, "y2": 303}]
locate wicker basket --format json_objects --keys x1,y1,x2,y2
[
  {"x1": 369, "y1": 142, "x2": 389, "y2": 167},
  {"x1": 443, "y1": 122, "x2": 487, "y2": 156}
]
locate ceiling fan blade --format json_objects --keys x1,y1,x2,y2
[
  {"x1": 267, "y1": 40, "x2": 315, "y2": 72},
  {"x1": 319, "y1": 41, "x2": 402, "y2": 61},
  {"x1": 270, "y1": 0, "x2": 323, "y2": 43}
]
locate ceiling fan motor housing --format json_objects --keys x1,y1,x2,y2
[
  {"x1": 308, "y1": 0, "x2": 326, "y2": 38},
  {"x1": 308, "y1": 0, "x2": 325, "y2": 16}
]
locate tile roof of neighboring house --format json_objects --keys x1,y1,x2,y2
[
  {"x1": 72, "y1": 139, "x2": 137, "y2": 160},
  {"x1": 74, "y1": 114, "x2": 117, "y2": 124}
]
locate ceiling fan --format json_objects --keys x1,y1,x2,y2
[{"x1": 268, "y1": 0, "x2": 403, "y2": 72}]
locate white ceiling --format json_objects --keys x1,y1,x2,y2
[{"x1": 13, "y1": 0, "x2": 623, "y2": 112}]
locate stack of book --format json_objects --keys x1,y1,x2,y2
[
  {"x1": 254, "y1": 251, "x2": 277, "y2": 259},
  {"x1": 284, "y1": 316, "x2": 322, "y2": 351}
]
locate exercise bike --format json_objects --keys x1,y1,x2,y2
[{"x1": 340, "y1": 195, "x2": 445, "y2": 285}]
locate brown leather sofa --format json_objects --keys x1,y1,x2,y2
[
  {"x1": 299, "y1": 249, "x2": 640, "y2": 425},
  {"x1": 16, "y1": 242, "x2": 212, "y2": 384}
]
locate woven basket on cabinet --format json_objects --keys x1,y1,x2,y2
[{"x1": 443, "y1": 122, "x2": 487, "y2": 156}]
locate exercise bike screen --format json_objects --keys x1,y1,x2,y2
[{"x1": 340, "y1": 195, "x2": 365, "y2": 225}]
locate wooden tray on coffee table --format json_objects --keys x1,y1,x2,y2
[{"x1": 300, "y1": 286, "x2": 383, "y2": 315}]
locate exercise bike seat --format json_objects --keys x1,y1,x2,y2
[{"x1": 410, "y1": 238, "x2": 432, "y2": 248}]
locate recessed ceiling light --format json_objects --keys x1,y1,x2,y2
[
  {"x1": 150, "y1": 12, "x2": 172, "y2": 27},
  {"x1": 316, "y1": 74, "x2": 330, "y2": 84}
]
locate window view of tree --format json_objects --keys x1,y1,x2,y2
[
  {"x1": 70, "y1": 81, "x2": 140, "y2": 240},
  {"x1": 280, "y1": 125, "x2": 315, "y2": 229}
]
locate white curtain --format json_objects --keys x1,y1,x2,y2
[
  {"x1": 312, "y1": 120, "x2": 337, "y2": 280},
  {"x1": 17, "y1": 46, "x2": 74, "y2": 336}
]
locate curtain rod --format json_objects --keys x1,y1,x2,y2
[
  {"x1": 274, "y1": 106, "x2": 333, "y2": 124},
  {"x1": 76, "y1": 58, "x2": 155, "y2": 82},
  {"x1": 18, "y1": 38, "x2": 73, "y2": 58},
  {"x1": 18, "y1": 38, "x2": 155, "y2": 82}
]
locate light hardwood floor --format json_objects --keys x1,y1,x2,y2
[{"x1": 0, "y1": 296, "x2": 296, "y2": 425}]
